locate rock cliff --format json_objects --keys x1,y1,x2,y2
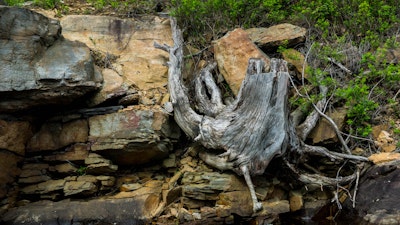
[{"x1": 1, "y1": 6, "x2": 399, "y2": 225}]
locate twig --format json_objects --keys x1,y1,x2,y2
[
  {"x1": 327, "y1": 57, "x2": 352, "y2": 75},
  {"x1": 285, "y1": 160, "x2": 358, "y2": 186},
  {"x1": 297, "y1": 68, "x2": 352, "y2": 154},
  {"x1": 368, "y1": 78, "x2": 384, "y2": 99},
  {"x1": 183, "y1": 45, "x2": 211, "y2": 59},
  {"x1": 393, "y1": 88, "x2": 400, "y2": 100},
  {"x1": 340, "y1": 131, "x2": 375, "y2": 142},
  {"x1": 311, "y1": 102, "x2": 352, "y2": 154},
  {"x1": 334, "y1": 160, "x2": 349, "y2": 210},
  {"x1": 302, "y1": 144, "x2": 368, "y2": 161},
  {"x1": 352, "y1": 164, "x2": 362, "y2": 208},
  {"x1": 296, "y1": 44, "x2": 351, "y2": 154}
]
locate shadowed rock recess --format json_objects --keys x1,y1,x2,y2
[{"x1": 1, "y1": 6, "x2": 399, "y2": 225}]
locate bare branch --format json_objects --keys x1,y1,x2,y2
[
  {"x1": 285, "y1": 160, "x2": 358, "y2": 186},
  {"x1": 327, "y1": 57, "x2": 352, "y2": 75},
  {"x1": 302, "y1": 144, "x2": 368, "y2": 161}
]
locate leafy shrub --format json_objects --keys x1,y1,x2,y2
[
  {"x1": 5, "y1": 0, "x2": 61, "y2": 9},
  {"x1": 335, "y1": 77, "x2": 378, "y2": 137},
  {"x1": 171, "y1": 0, "x2": 292, "y2": 45},
  {"x1": 294, "y1": 0, "x2": 399, "y2": 44}
]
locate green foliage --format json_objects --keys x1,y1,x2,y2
[
  {"x1": 171, "y1": 0, "x2": 291, "y2": 44},
  {"x1": 5, "y1": 0, "x2": 62, "y2": 9},
  {"x1": 335, "y1": 78, "x2": 378, "y2": 137},
  {"x1": 86, "y1": 0, "x2": 163, "y2": 13},
  {"x1": 34, "y1": 0, "x2": 60, "y2": 9},
  {"x1": 172, "y1": 0, "x2": 399, "y2": 47},
  {"x1": 88, "y1": 0, "x2": 107, "y2": 9},
  {"x1": 360, "y1": 38, "x2": 400, "y2": 85},
  {"x1": 76, "y1": 166, "x2": 87, "y2": 176},
  {"x1": 291, "y1": 37, "x2": 399, "y2": 137},
  {"x1": 294, "y1": 0, "x2": 399, "y2": 45},
  {"x1": 4, "y1": 0, "x2": 24, "y2": 6},
  {"x1": 5, "y1": 0, "x2": 60, "y2": 9}
]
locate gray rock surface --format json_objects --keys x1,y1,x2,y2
[
  {"x1": 0, "y1": 7, "x2": 102, "y2": 112},
  {"x1": 0, "y1": 198, "x2": 148, "y2": 225},
  {"x1": 88, "y1": 105, "x2": 180, "y2": 165},
  {"x1": 339, "y1": 161, "x2": 400, "y2": 225}
]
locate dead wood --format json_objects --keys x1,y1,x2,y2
[{"x1": 156, "y1": 17, "x2": 367, "y2": 213}]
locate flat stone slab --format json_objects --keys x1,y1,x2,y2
[
  {"x1": 245, "y1": 23, "x2": 306, "y2": 50},
  {"x1": 88, "y1": 105, "x2": 180, "y2": 165},
  {"x1": 0, "y1": 198, "x2": 149, "y2": 224}
]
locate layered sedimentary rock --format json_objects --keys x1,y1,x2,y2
[{"x1": 0, "y1": 7, "x2": 103, "y2": 112}]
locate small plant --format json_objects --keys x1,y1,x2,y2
[
  {"x1": 33, "y1": 0, "x2": 60, "y2": 9},
  {"x1": 88, "y1": 0, "x2": 106, "y2": 9},
  {"x1": 335, "y1": 77, "x2": 378, "y2": 137},
  {"x1": 4, "y1": 0, "x2": 25, "y2": 6},
  {"x1": 76, "y1": 166, "x2": 87, "y2": 176}
]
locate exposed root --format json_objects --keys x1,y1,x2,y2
[{"x1": 285, "y1": 160, "x2": 359, "y2": 186}]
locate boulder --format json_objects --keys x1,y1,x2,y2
[
  {"x1": 245, "y1": 23, "x2": 306, "y2": 50},
  {"x1": 339, "y1": 161, "x2": 400, "y2": 225},
  {"x1": 50, "y1": 163, "x2": 77, "y2": 174},
  {"x1": 213, "y1": 28, "x2": 270, "y2": 95},
  {"x1": 61, "y1": 15, "x2": 172, "y2": 94},
  {"x1": 0, "y1": 8, "x2": 102, "y2": 112},
  {"x1": 88, "y1": 105, "x2": 180, "y2": 165},
  {"x1": 89, "y1": 68, "x2": 129, "y2": 106}
]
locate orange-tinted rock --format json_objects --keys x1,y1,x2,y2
[
  {"x1": 89, "y1": 68, "x2": 128, "y2": 106},
  {"x1": 308, "y1": 108, "x2": 347, "y2": 144},
  {"x1": 213, "y1": 28, "x2": 270, "y2": 95},
  {"x1": 27, "y1": 119, "x2": 88, "y2": 152},
  {"x1": 44, "y1": 143, "x2": 89, "y2": 162},
  {"x1": 0, "y1": 151, "x2": 22, "y2": 199},
  {"x1": 0, "y1": 119, "x2": 32, "y2": 155},
  {"x1": 282, "y1": 48, "x2": 310, "y2": 80},
  {"x1": 289, "y1": 191, "x2": 303, "y2": 212},
  {"x1": 61, "y1": 15, "x2": 172, "y2": 93},
  {"x1": 374, "y1": 130, "x2": 397, "y2": 152},
  {"x1": 368, "y1": 152, "x2": 400, "y2": 164}
]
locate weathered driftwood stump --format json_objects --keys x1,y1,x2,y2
[
  {"x1": 156, "y1": 19, "x2": 293, "y2": 212},
  {"x1": 156, "y1": 18, "x2": 371, "y2": 214}
]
